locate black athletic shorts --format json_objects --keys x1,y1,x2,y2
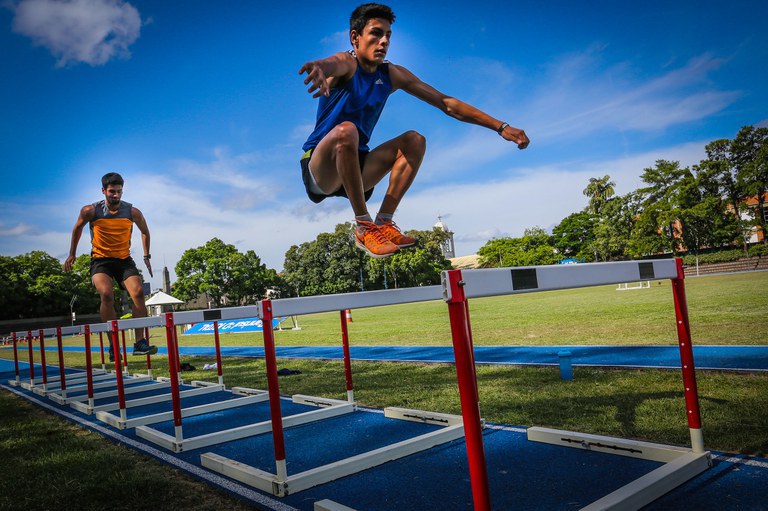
[
  {"x1": 300, "y1": 148, "x2": 374, "y2": 204},
  {"x1": 90, "y1": 257, "x2": 141, "y2": 288}
]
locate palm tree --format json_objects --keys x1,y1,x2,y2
[{"x1": 583, "y1": 175, "x2": 616, "y2": 216}]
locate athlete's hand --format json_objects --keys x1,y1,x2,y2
[
  {"x1": 500, "y1": 125, "x2": 530, "y2": 150},
  {"x1": 299, "y1": 61, "x2": 330, "y2": 98},
  {"x1": 63, "y1": 255, "x2": 76, "y2": 272},
  {"x1": 144, "y1": 258, "x2": 154, "y2": 278}
]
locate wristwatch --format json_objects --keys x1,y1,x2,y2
[
  {"x1": 496, "y1": 122, "x2": 509, "y2": 134},
  {"x1": 143, "y1": 254, "x2": 151, "y2": 259}
]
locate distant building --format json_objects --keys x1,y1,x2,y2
[{"x1": 434, "y1": 216, "x2": 456, "y2": 259}]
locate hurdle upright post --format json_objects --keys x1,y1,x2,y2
[
  {"x1": 145, "y1": 327, "x2": 153, "y2": 378},
  {"x1": 56, "y1": 327, "x2": 67, "y2": 399},
  {"x1": 164, "y1": 312, "x2": 184, "y2": 443},
  {"x1": 671, "y1": 258, "x2": 705, "y2": 453},
  {"x1": 98, "y1": 332, "x2": 106, "y2": 371},
  {"x1": 110, "y1": 321, "x2": 127, "y2": 421},
  {"x1": 38, "y1": 329, "x2": 48, "y2": 392},
  {"x1": 26, "y1": 330, "x2": 35, "y2": 386},
  {"x1": 444, "y1": 269, "x2": 492, "y2": 511},
  {"x1": 213, "y1": 321, "x2": 224, "y2": 386},
  {"x1": 261, "y1": 299, "x2": 288, "y2": 481},
  {"x1": 12, "y1": 332, "x2": 19, "y2": 383},
  {"x1": 84, "y1": 325, "x2": 95, "y2": 409},
  {"x1": 121, "y1": 329, "x2": 128, "y2": 370},
  {"x1": 339, "y1": 310, "x2": 355, "y2": 403}
]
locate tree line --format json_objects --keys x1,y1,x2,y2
[
  {"x1": 2, "y1": 126, "x2": 765, "y2": 320},
  {"x1": 480, "y1": 125, "x2": 767, "y2": 267}
]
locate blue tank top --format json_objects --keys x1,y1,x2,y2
[{"x1": 303, "y1": 57, "x2": 392, "y2": 152}]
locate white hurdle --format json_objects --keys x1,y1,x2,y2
[
  {"x1": 199, "y1": 285, "x2": 469, "y2": 495},
  {"x1": 443, "y1": 259, "x2": 710, "y2": 510}
]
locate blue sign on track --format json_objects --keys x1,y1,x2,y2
[{"x1": 183, "y1": 317, "x2": 283, "y2": 335}]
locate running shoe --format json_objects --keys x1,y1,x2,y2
[
  {"x1": 376, "y1": 219, "x2": 417, "y2": 248},
  {"x1": 354, "y1": 220, "x2": 399, "y2": 258},
  {"x1": 133, "y1": 338, "x2": 158, "y2": 356}
]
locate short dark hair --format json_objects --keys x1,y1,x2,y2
[
  {"x1": 101, "y1": 172, "x2": 124, "y2": 188},
  {"x1": 350, "y1": 3, "x2": 395, "y2": 34}
]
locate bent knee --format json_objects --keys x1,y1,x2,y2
[
  {"x1": 403, "y1": 130, "x2": 427, "y2": 154},
  {"x1": 332, "y1": 121, "x2": 360, "y2": 149}
]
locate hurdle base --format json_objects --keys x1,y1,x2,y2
[
  {"x1": 95, "y1": 383, "x2": 233, "y2": 429},
  {"x1": 136, "y1": 393, "x2": 354, "y2": 453},
  {"x1": 527, "y1": 427, "x2": 711, "y2": 510},
  {"x1": 202, "y1": 406, "x2": 465, "y2": 497}
]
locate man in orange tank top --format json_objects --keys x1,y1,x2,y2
[{"x1": 64, "y1": 173, "x2": 157, "y2": 359}]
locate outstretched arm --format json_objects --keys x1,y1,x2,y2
[
  {"x1": 63, "y1": 205, "x2": 94, "y2": 272},
  {"x1": 390, "y1": 64, "x2": 530, "y2": 149},
  {"x1": 298, "y1": 51, "x2": 357, "y2": 98},
  {"x1": 132, "y1": 207, "x2": 153, "y2": 278}
]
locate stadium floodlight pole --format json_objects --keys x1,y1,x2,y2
[
  {"x1": 444, "y1": 269, "x2": 492, "y2": 511},
  {"x1": 165, "y1": 312, "x2": 183, "y2": 443},
  {"x1": 213, "y1": 321, "x2": 224, "y2": 386},
  {"x1": 672, "y1": 258, "x2": 705, "y2": 453},
  {"x1": 261, "y1": 299, "x2": 288, "y2": 482},
  {"x1": 339, "y1": 310, "x2": 355, "y2": 403},
  {"x1": 12, "y1": 332, "x2": 19, "y2": 383},
  {"x1": 26, "y1": 330, "x2": 35, "y2": 386},
  {"x1": 84, "y1": 325, "x2": 95, "y2": 409},
  {"x1": 38, "y1": 329, "x2": 48, "y2": 392},
  {"x1": 56, "y1": 327, "x2": 67, "y2": 399},
  {"x1": 110, "y1": 320, "x2": 127, "y2": 421}
]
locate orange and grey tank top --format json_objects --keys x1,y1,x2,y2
[{"x1": 89, "y1": 200, "x2": 133, "y2": 259}]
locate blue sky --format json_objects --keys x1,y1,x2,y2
[{"x1": 1, "y1": 0, "x2": 766, "y2": 290}]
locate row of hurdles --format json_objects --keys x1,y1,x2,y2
[{"x1": 4, "y1": 259, "x2": 712, "y2": 510}]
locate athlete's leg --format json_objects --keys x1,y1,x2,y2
[
  {"x1": 123, "y1": 275, "x2": 148, "y2": 342},
  {"x1": 308, "y1": 121, "x2": 368, "y2": 216},
  {"x1": 92, "y1": 273, "x2": 117, "y2": 322},
  {"x1": 363, "y1": 130, "x2": 426, "y2": 215}
]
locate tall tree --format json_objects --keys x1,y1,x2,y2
[
  {"x1": 583, "y1": 175, "x2": 616, "y2": 216},
  {"x1": 674, "y1": 167, "x2": 739, "y2": 257},
  {"x1": 732, "y1": 126, "x2": 768, "y2": 244},
  {"x1": 174, "y1": 238, "x2": 275, "y2": 307},
  {"x1": 636, "y1": 160, "x2": 688, "y2": 254},
  {"x1": 551, "y1": 211, "x2": 597, "y2": 261},
  {"x1": 0, "y1": 252, "x2": 99, "y2": 320},
  {"x1": 595, "y1": 193, "x2": 639, "y2": 260},
  {"x1": 477, "y1": 227, "x2": 557, "y2": 267}
]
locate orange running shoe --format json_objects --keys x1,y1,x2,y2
[
  {"x1": 355, "y1": 221, "x2": 399, "y2": 258},
  {"x1": 376, "y1": 219, "x2": 417, "y2": 248}
]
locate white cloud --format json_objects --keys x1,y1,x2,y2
[
  {"x1": 9, "y1": 0, "x2": 141, "y2": 67},
  {"x1": 0, "y1": 221, "x2": 40, "y2": 237},
  {"x1": 527, "y1": 52, "x2": 740, "y2": 140}
]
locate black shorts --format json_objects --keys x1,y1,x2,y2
[
  {"x1": 301, "y1": 148, "x2": 374, "y2": 204},
  {"x1": 90, "y1": 257, "x2": 141, "y2": 288}
]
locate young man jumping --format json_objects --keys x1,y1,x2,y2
[
  {"x1": 64, "y1": 172, "x2": 157, "y2": 359},
  {"x1": 299, "y1": 3, "x2": 529, "y2": 258}
]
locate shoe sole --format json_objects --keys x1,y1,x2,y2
[
  {"x1": 133, "y1": 346, "x2": 158, "y2": 356},
  {"x1": 355, "y1": 239, "x2": 397, "y2": 258},
  {"x1": 394, "y1": 240, "x2": 416, "y2": 248}
]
